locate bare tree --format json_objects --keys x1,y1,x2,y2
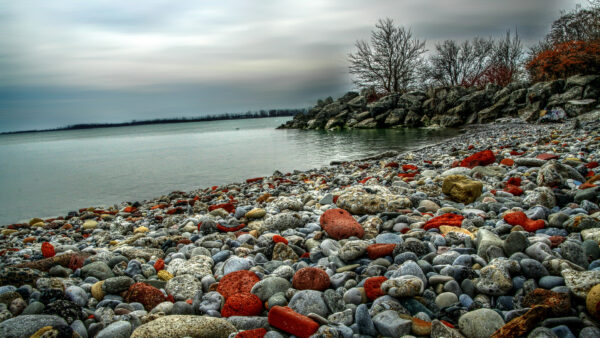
[
  {"x1": 547, "y1": 5, "x2": 600, "y2": 44},
  {"x1": 348, "y1": 18, "x2": 426, "y2": 93},
  {"x1": 425, "y1": 37, "x2": 494, "y2": 87},
  {"x1": 491, "y1": 30, "x2": 524, "y2": 82}
]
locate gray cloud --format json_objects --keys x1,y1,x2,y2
[{"x1": 0, "y1": 0, "x2": 583, "y2": 131}]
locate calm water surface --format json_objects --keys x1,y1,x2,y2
[{"x1": 0, "y1": 117, "x2": 459, "y2": 224}]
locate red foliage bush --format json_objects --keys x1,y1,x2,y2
[{"x1": 527, "y1": 40, "x2": 600, "y2": 82}]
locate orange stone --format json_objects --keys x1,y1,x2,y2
[
  {"x1": 292, "y1": 267, "x2": 330, "y2": 291},
  {"x1": 217, "y1": 270, "x2": 260, "y2": 300}
]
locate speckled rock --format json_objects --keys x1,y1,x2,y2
[{"x1": 130, "y1": 315, "x2": 236, "y2": 338}]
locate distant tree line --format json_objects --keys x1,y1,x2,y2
[
  {"x1": 348, "y1": 1, "x2": 599, "y2": 93},
  {"x1": 2, "y1": 108, "x2": 306, "y2": 134}
]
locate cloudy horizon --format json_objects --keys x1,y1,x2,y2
[{"x1": 0, "y1": 0, "x2": 584, "y2": 132}]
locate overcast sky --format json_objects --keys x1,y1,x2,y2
[{"x1": 0, "y1": 0, "x2": 583, "y2": 132}]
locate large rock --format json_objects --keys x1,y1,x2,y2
[
  {"x1": 251, "y1": 277, "x2": 291, "y2": 301},
  {"x1": 336, "y1": 186, "x2": 387, "y2": 215},
  {"x1": 166, "y1": 255, "x2": 213, "y2": 279},
  {"x1": 80, "y1": 261, "x2": 114, "y2": 280},
  {"x1": 320, "y1": 208, "x2": 364, "y2": 239},
  {"x1": 130, "y1": 315, "x2": 236, "y2": 338},
  {"x1": 458, "y1": 309, "x2": 505, "y2": 338},
  {"x1": 288, "y1": 290, "x2": 329, "y2": 317},
  {"x1": 0, "y1": 315, "x2": 68, "y2": 338},
  {"x1": 561, "y1": 269, "x2": 600, "y2": 298},
  {"x1": 565, "y1": 99, "x2": 597, "y2": 117},
  {"x1": 372, "y1": 310, "x2": 412, "y2": 337},
  {"x1": 442, "y1": 175, "x2": 483, "y2": 204},
  {"x1": 263, "y1": 213, "x2": 304, "y2": 231},
  {"x1": 537, "y1": 160, "x2": 585, "y2": 187}
]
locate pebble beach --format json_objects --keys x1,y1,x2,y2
[{"x1": 1, "y1": 114, "x2": 600, "y2": 338}]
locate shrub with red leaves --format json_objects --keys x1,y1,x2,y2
[{"x1": 527, "y1": 40, "x2": 600, "y2": 82}]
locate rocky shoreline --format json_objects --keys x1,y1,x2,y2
[
  {"x1": 279, "y1": 75, "x2": 599, "y2": 130},
  {"x1": 1, "y1": 114, "x2": 600, "y2": 338}
]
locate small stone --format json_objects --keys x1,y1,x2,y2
[
  {"x1": 372, "y1": 309, "x2": 412, "y2": 337},
  {"x1": 292, "y1": 267, "x2": 330, "y2": 291},
  {"x1": 96, "y1": 320, "x2": 132, "y2": 338},
  {"x1": 562, "y1": 269, "x2": 600, "y2": 298},
  {"x1": 458, "y1": 308, "x2": 505, "y2": 338},
  {"x1": 251, "y1": 277, "x2": 291, "y2": 302},
  {"x1": 245, "y1": 208, "x2": 267, "y2": 219},
  {"x1": 320, "y1": 208, "x2": 364, "y2": 239},
  {"x1": 442, "y1": 175, "x2": 483, "y2": 204},
  {"x1": 586, "y1": 284, "x2": 600, "y2": 319},
  {"x1": 267, "y1": 306, "x2": 319, "y2": 338},
  {"x1": 436, "y1": 292, "x2": 459, "y2": 308},
  {"x1": 130, "y1": 315, "x2": 236, "y2": 338},
  {"x1": 288, "y1": 290, "x2": 329, "y2": 317},
  {"x1": 217, "y1": 270, "x2": 260, "y2": 300},
  {"x1": 338, "y1": 240, "x2": 368, "y2": 262},
  {"x1": 381, "y1": 276, "x2": 424, "y2": 298}
]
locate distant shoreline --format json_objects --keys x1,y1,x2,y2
[{"x1": 1, "y1": 109, "x2": 305, "y2": 135}]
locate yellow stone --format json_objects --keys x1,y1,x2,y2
[
  {"x1": 30, "y1": 326, "x2": 55, "y2": 338},
  {"x1": 109, "y1": 240, "x2": 119, "y2": 246},
  {"x1": 29, "y1": 217, "x2": 44, "y2": 226},
  {"x1": 100, "y1": 214, "x2": 115, "y2": 221},
  {"x1": 586, "y1": 284, "x2": 600, "y2": 319},
  {"x1": 82, "y1": 220, "x2": 98, "y2": 230},
  {"x1": 32, "y1": 222, "x2": 46, "y2": 227},
  {"x1": 245, "y1": 208, "x2": 266, "y2": 219},
  {"x1": 1, "y1": 229, "x2": 18, "y2": 236},
  {"x1": 91, "y1": 281, "x2": 105, "y2": 301},
  {"x1": 134, "y1": 226, "x2": 149, "y2": 234},
  {"x1": 158, "y1": 270, "x2": 174, "y2": 281},
  {"x1": 439, "y1": 226, "x2": 475, "y2": 239}
]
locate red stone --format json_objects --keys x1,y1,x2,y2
[
  {"x1": 366, "y1": 243, "x2": 396, "y2": 259},
  {"x1": 467, "y1": 145, "x2": 475, "y2": 150},
  {"x1": 504, "y1": 185, "x2": 523, "y2": 196},
  {"x1": 503, "y1": 211, "x2": 545, "y2": 232},
  {"x1": 217, "y1": 270, "x2": 260, "y2": 300},
  {"x1": 246, "y1": 177, "x2": 264, "y2": 183},
  {"x1": 507, "y1": 177, "x2": 522, "y2": 186},
  {"x1": 236, "y1": 328, "x2": 267, "y2": 338},
  {"x1": 153, "y1": 259, "x2": 165, "y2": 271},
  {"x1": 208, "y1": 203, "x2": 236, "y2": 214},
  {"x1": 359, "y1": 176, "x2": 374, "y2": 184},
  {"x1": 364, "y1": 276, "x2": 388, "y2": 301},
  {"x1": 221, "y1": 292, "x2": 263, "y2": 317},
  {"x1": 320, "y1": 209, "x2": 364, "y2": 240},
  {"x1": 523, "y1": 288, "x2": 571, "y2": 315},
  {"x1": 423, "y1": 213, "x2": 464, "y2": 230},
  {"x1": 123, "y1": 206, "x2": 137, "y2": 213},
  {"x1": 536, "y1": 153, "x2": 559, "y2": 161},
  {"x1": 124, "y1": 283, "x2": 166, "y2": 311},
  {"x1": 549, "y1": 235, "x2": 566, "y2": 248},
  {"x1": 292, "y1": 267, "x2": 331, "y2": 291},
  {"x1": 385, "y1": 162, "x2": 399, "y2": 168},
  {"x1": 402, "y1": 164, "x2": 419, "y2": 171},
  {"x1": 272, "y1": 235, "x2": 288, "y2": 245},
  {"x1": 460, "y1": 150, "x2": 496, "y2": 168},
  {"x1": 166, "y1": 207, "x2": 184, "y2": 215},
  {"x1": 500, "y1": 158, "x2": 515, "y2": 166},
  {"x1": 586, "y1": 161, "x2": 599, "y2": 169},
  {"x1": 268, "y1": 306, "x2": 319, "y2": 338},
  {"x1": 217, "y1": 223, "x2": 246, "y2": 232},
  {"x1": 510, "y1": 150, "x2": 525, "y2": 156},
  {"x1": 41, "y1": 242, "x2": 55, "y2": 258}
]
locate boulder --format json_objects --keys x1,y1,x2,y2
[{"x1": 442, "y1": 175, "x2": 483, "y2": 204}]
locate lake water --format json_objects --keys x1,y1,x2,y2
[{"x1": 0, "y1": 117, "x2": 460, "y2": 225}]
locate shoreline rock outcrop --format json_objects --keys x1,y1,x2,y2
[{"x1": 279, "y1": 74, "x2": 600, "y2": 130}]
